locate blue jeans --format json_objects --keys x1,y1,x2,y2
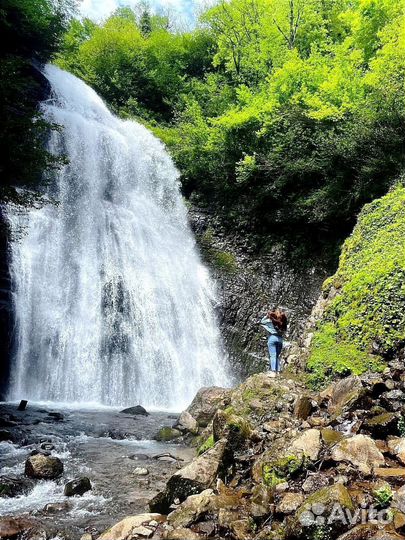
[{"x1": 268, "y1": 334, "x2": 283, "y2": 372}]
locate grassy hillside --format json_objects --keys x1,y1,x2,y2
[{"x1": 307, "y1": 183, "x2": 405, "y2": 386}]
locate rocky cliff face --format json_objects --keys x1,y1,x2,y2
[
  {"x1": 188, "y1": 207, "x2": 329, "y2": 378},
  {"x1": 0, "y1": 209, "x2": 12, "y2": 399}
]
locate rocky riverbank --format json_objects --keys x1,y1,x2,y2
[
  {"x1": 0, "y1": 404, "x2": 194, "y2": 539},
  {"x1": 63, "y1": 360, "x2": 405, "y2": 540}
]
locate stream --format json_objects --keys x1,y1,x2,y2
[{"x1": 0, "y1": 402, "x2": 194, "y2": 538}]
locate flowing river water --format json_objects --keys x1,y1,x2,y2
[{"x1": 0, "y1": 403, "x2": 194, "y2": 537}]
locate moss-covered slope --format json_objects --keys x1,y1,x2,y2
[{"x1": 307, "y1": 184, "x2": 405, "y2": 385}]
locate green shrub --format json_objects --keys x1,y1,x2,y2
[
  {"x1": 373, "y1": 486, "x2": 393, "y2": 509},
  {"x1": 197, "y1": 434, "x2": 214, "y2": 455}
]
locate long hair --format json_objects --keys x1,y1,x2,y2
[{"x1": 268, "y1": 308, "x2": 287, "y2": 333}]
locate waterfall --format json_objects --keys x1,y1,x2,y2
[{"x1": 7, "y1": 65, "x2": 230, "y2": 409}]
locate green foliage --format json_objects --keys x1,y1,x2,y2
[
  {"x1": 199, "y1": 226, "x2": 238, "y2": 273},
  {"x1": 308, "y1": 185, "x2": 405, "y2": 383},
  {"x1": 263, "y1": 454, "x2": 308, "y2": 487},
  {"x1": 197, "y1": 434, "x2": 215, "y2": 455},
  {"x1": 373, "y1": 486, "x2": 393, "y2": 509},
  {"x1": 0, "y1": 0, "x2": 74, "y2": 204},
  {"x1": 55, "y1": 0, "x2": 405, "y2": 251}
]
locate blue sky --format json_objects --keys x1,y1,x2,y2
[{"x1": 79, "y1": 0, "x2": 208, "y2": 26}]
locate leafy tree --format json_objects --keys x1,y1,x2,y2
[{"x1": 0, "y1": 0, "x2": 75, "y2": 205}]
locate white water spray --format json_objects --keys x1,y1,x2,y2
[{"x1": 7, "y1": 65, "x2": 229, "y2": 409}]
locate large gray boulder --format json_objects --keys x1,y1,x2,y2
[
  {"x1": 174, "y1": 411, "x2": 199, "y2": 435},
  {"x1": 186, "y1": 387, "x2": 230, "y2": 427},
  {"x1": 149, "y1": 439, "x2": 231, "y2": 513}
]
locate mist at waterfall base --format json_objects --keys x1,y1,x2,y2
[{"x1": 7, "y1": 65, "x2": 230, "y2": 410}]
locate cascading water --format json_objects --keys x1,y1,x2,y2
[{"x1": 7, "y1": 65, "x2": 230, "y2": 409}]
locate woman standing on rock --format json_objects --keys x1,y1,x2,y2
[{"x1": 260, "y1": 308, "x2": 287, "y2": 376}]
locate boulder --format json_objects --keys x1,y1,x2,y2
[
  {"x1": 294, "y1": 395, "x2": 314, "y2": 420},
  {"x1": 168, "y1": 438, "x2": 228, "y2": 494},
  {"x1": 277, "y1": 492, "x2": 304, "y2": 514},
  {"x1": 393, "y1": 485, "x2": 405, "y2": 513},
  {"x1": 0, "y1": 476, "x2": 34, "y2": 498},
  {"x1": 97, "y1": 513, "x2": 165, "y2": 540},
  {"x1": 336, "y1": 524, "x2": 379, "y2": 539},
  {"x1": 186, "y1": 387, "x2": 230, "y2": 427},
  {"x1": 323, "y1": 376, "x2": 364, "y2": 414},
  {"x1": 0, "y1": 517, "x2": 43, "y2": 539},
  {"x1": 331, "y1": 435, "x2": 385, "y2": 475},
  {"x1": 25, "y1": 454, "x2": 63, "y2": 479},
  {"x1": 64, "y1": 477, "x2": 92, "y2": 497},
  {"x1": 290, "y1": 429, "x2": 322, "y2": 461},
  {"x1": 120, "y1": 405, "x2": 149, "y2": 416},
  {"x1": 364, "y1": 412, "x2": 399, "y2": 438},
  {"x1": 174, "y1": 411, "x2": 199, "y2": 435},
  {"x1": 167, "y1": 489, "x2": 214, "y2": 528},
  {"x1": 212, "y1": 409, "x2": 252, "y2": 448},
  {"x1": 228, "y1": 373, "x2": 304, "y2": 428},
  {"x1": 286, "y1": 484, "x2": 353, "y2": 539},
  {"x1": 149, "y1": 439, "x2": 230, "y2": 513},
  {"x1": 155, "y1": 427, "x2": 182, "y2": 442},
  {"x1": 250, "y1": 484, "x2": 274, "y2": 518},
  {"x1": 388, "y1": 437, "x2": 405, "y2": 465}
]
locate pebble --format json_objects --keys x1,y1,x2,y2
[{"x1": 133, "y1": 467, "x2": 149, "y2": 476}]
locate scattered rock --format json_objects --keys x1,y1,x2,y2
[
  {"x1": 186, "y1": 386, "x2": 230, "y2": 428},
  {"x1": 150, "y1": 439, "x2": 230, "y2": 513},
  {"x1": 331, "y1": 435, "x2": 385, "y2": 475},
  {"x1": 80, "y1": 534, "x2": 93, "y2": 540},
  {"x1": 133, "y1": 468, "x2": 149, "y2": 476},
  {"x1": 0, "y1": 516, "x2": 39, "y2": 539},
  {"x1": 324, "y1": 376, "x2": 364, "y2": 414},
  {"x1": 43, "y1": 501, "x2": 70, "y2": 514},
  {"x1": 336, "y1": 524, "x2": 379, "y2": 539},
  {"x1": 364, "y1": 412, "x2": 399, "y2": 438},
  {"x1": 120, "y1": 405, "x2": 149, "y2": 416},
  {"x1": 302, "y1": 473, "x2": 330, "y2": 493},
  {"x1": 128, "y1": 453, "x2": 149, "y2": 461},
  {"x1": 250, "y1": 484, "x2": 274, "y2": 517},
  {"x1": 25, "y1": 454, "x2": 63, "y2": 479},
  {"x1": 64, "y1": 477, "x2": 92, "y2": 497},
  {"x1": 0, "y1": 476, "x2": 34, "y2": 498},
  {"x1": 290, "y1": 429, "x2": 321, "y2": 461},
  {"x1": 174, "y1": 411, "x2": 199, "y2": 435},
  {"x1": 167, "y1": 489, "x2": 214, "y2": 528},
  {"x1": 294, "y1": 395, "x2": 313, "y2": 420},
  {"x1": 286, "y1": 484, "x2": 353, "y2": 539},
  {"x1": 97, "y1": 513, "x2": 165, "y2": 540},
  {"x1": 17, "y1": 400, "x2": 28, "y2": 411},
  {"x1": 277, "y1": 492, "x2": 304, "y2": 514},
  {"x1": 388, "y1": 437, "x2": 405, "y2": 465},
  {"x1": 155, "y1": 427, "x2": 182, "y2": 442}
]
